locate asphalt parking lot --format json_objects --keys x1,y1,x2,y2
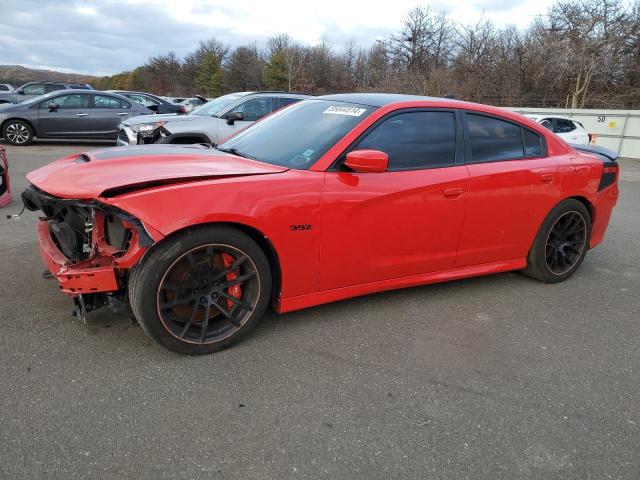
[{"x1": 1, "y1": 141, "x2": 639, "y2": 480}]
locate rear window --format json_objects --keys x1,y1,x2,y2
[
  {"x1": 466, "y1": 113, "x2": 544, "y2": 162},
  {"x1": 93, "y1": 95, "x2": 130, "y2": 109}
]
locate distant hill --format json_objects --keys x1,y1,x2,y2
[{"x1": 0, "y1": 65, "x2": 101, "y2": 87}]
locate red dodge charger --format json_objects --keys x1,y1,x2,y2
[{"x1": 23, "y1": 94, "x2": 619, "y2": 354}]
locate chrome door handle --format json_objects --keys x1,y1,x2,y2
[
  {"x1": 117, "y1": 112, "x2": 129, "y2": 116},
  {"x1": 76, "y1": 113, "x2": 88, "y2": 117}
]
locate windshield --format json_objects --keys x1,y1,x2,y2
[
  {"x1": 217, "y1": 100, "x2": 375, "y2": 169},
  {"x1": 191, "y1": 93, "x2": 246, "y2": 117}
]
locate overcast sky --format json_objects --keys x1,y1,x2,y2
[{"x1": 0, "y1": 0, "x2": 556, "y2": 76}]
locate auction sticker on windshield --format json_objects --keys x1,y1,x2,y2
[{"x1": 323, "y1": 106, "x2": 367, "y2": 116}]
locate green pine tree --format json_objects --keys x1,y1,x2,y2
[
  {"x1": 262, "y1": 51, "x2": 288, "y2": 91},
  {"x1": 193, "y1": 52, "x2": 223, "y2": 97}
]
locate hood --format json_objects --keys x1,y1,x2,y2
[
  {"x1": 124, "y1": 113, "x2": 192, "y2": 126},
  {"x1": 26, "y1": 145, "x2": 288, "y2": 199}
]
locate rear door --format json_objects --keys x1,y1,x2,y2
[
  {"x1": 320, "y1": 109, "x2": 469, "y2": 290},
  {"x1": 90, "y1": 94, "x2": 134, "y2": 138},
  {"x1": 455, "y1": 112, "x2": 570, "y2": 267},
  {"x1": 37, "y1": 93, "x2": 92, "y2": 137}
]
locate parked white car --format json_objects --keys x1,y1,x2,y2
[{"x1": 525, "y1": 114, "x2": 590, "y2": 146}]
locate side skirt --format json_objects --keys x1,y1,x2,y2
[{"x1": 277, "y1": 258, "x2": 526, "y2": 313}]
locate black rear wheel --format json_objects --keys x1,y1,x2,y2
[
  {"x1": 523, "y1": 199, "x2": 591, "y2": 283},
  {"x1": 129, "y1": 226, "x2": 271, "y2": 354}
]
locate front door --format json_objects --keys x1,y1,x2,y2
[
  {"x1": 320, "y1": 110, "x2": 469, "y2": 290},
  {"x1": 37, "y1": 93, "x2": 92, "y2": 137}
]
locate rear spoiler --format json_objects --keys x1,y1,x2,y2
[{"x1": 570, "y1": 144, "x2": 618, "y2": 162}]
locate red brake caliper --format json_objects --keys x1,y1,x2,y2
[{"x1": 220, "y1": 253, "x2": 241, "y2": 310}]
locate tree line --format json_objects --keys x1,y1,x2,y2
[{"x1": 93, "y1": 0, "x2": 640, "y2": 108}]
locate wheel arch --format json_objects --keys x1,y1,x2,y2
[
  {"x1": 143, "y1": 221, "x2": 282, "y2": 307},
  {"x1": 167, "y1": 132, "x2": 212, "y2": 145},
  {"x1": 567, "y1": 195, "x2": 594, "y2": 223},
  {"x1": 1, "y1": 117, "x2": 37, "y2": 137}
]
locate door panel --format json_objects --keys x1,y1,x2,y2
[
  {"x1": 320, "y1": 167, "x2": 469, "y2": 290},
  {"x1": 90, "y1": 94, "x2": 133, "y2": 138},
  {"x1": 455, "y1": 157, "x2": 570, "y2": 267},
  {"x1": 37, "y1": 94, "x2": 91, "y2": 137}
]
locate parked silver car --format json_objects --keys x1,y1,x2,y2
[
  {"x1": 117, "y1": 91, "x2": 311, "y2": 146},
  {"x1": 0, "y1": 90, "x2": 151, "y2": 145},
  {"x1": 0, "y1": 81, "x2": 93, "y2": 104}
]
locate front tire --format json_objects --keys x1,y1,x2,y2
[
  {"x1": 524, "y1": 199, "x2": 591, "y2": 283},
  {"x1": 129, "y1": 226, "x2": 272, "y2": 355},
  {"x1": 2, "y1": 120, "x2": 34, "y2": 146}
]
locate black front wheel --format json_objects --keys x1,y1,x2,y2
[
  {"x1": 129, "y1": 226, "x2": 272, "y2": 355},
  {"x1": 524, "y1": 199, "x2": 591, "y2": 283}
]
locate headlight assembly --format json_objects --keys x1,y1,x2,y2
[{"x1": 131, "y1": 121, "x2": 167, "y2": 134}]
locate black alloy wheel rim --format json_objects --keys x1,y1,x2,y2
[
  {"x1": 156, "y1": 244, "x2": 260, "y2": 344},
  {"x1": 545, "y1": 211, "x2": 587, "y2": 275}
]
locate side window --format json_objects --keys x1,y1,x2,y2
[
  {"x1": 466, "y1": 114, "x2": 524, "y2": 163},
  {"x1": 232, "y1": 97, "x2": 274, "y2": 121},
  {"x1": 93, "y1": 95, "x2": 129, "y2": 109},
  {"x1": 540, "y1": 119, "x2": 553, "y2": 131},
  {"x1": 41, "y1": 94, "x2": 89, "y2": 109},
  {"x1": 523, "y1": 129, "x2": 543, "y2": 157},
  {"x1": 355, "y1": 111, "x2": 456, "y2": 171},
  {"x1": 278, "y1": 97, "x2": 301, "y2": 109},
  {"x1": 45, "y1": 84, "x2": 66, "y2": 93},
  {"x1": 554, "y1": 119, "x2": 576, "y2": 133},
  {"x1": 0, "y1": 85, "x2": 9, "y2": 92},
  {"x1": 129, "y1": 94, "x2": 160, "y2": 107},
  {"x1": 23, "y1": 84, "x2": 45, "y2": 95}
]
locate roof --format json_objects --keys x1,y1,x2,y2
[{"x1": 316, "y1": 93, "x2": 450, "y2": 107}]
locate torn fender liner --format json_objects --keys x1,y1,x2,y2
[
  {"x1": 26, "y1": 145, "x2": 288, "y2": 199},
  {"x1": 22, "y1": 185, "x2": 154, "y2": 252}
]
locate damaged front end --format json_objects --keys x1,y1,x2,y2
[{"x1": 22, "y1": 185, "x2": 154, "y2": 320}]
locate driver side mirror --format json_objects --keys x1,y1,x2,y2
[
  {"x1": 345, "y1": 150, "x2": 388, "y2": 173},
  {"x1": 48, "y1": 103, "x2": 59, "y2": 112},
  {"x1": 226, "y1": 111, "x2": 244, "y2": 125},
  {"x1": 147, "y1": 104, "x2": 159, "y2": 113},
  {"x1": 16, "y1": 89, "x2": 24, "y2": 95}
]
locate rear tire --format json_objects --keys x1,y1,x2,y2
[
  {"x1": 523, "y1": 199, "x2": 591, "y2": 283},
  {"x1": 129, "y1": 225, "x2": 272, "y2": 355},
  {"x1": 2, "y1": 120, "x2": 34, "y2": 146}
]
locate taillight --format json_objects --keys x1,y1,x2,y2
[
  {"x1": 179, "y1": 106, "x2": 187, "y2": 114},
  {"x1": 598, "y1": 162, "x2": 618, "y2": 191}
]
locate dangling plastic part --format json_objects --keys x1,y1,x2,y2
[{"x1": 0, "y1": 146, "x2": 12, "y2": 208}]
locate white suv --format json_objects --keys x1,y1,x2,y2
[{"x1": 526, "y1": 115, "x2": 590, "y2": 146}]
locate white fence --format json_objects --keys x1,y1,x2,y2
[{"x1": 506, "y1": 107, "x2": 640, "y2": 160}]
